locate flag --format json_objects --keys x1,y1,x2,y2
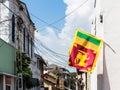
[{"x1": 68, "y1": 29, "x2": 103, "y2": 72}]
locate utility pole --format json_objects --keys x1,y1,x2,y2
[
  {"x1": 17, "y1": 17, "x2": 23, "y2": 90},
  {"x1": 86, "y1": 72, "x2": 90, "y2": 90}
]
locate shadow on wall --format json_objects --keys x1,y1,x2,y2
[
  {"x1": 103, "y1": 44, "x2": 111, "y2": 90},
  {"x1": 97, "y1": 74, "x2": 103, "y2": 90},
  {"x1": 97, "y1": 44, "x2": 110, "y2": 90}
]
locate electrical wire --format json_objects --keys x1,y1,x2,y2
[
  {"x1": 34, "y1": 39, "x2": 68, "y2": 62},
  {"x1": 3, "y1": 0, "x2": 61, "y2": 33},
  {"x1": 35, "y1": 37, "x2": 68, "y2": 57},
  {"x1": 46, "y1": 0, "x2": 89, "y2": 26},
  {"x1": 30, "y1": 13, "x2": 61, "y2": 31},
  {"x1": 34, "y1": 39, "x2": 68, "y2": 63},
  {"x1": 29, "y1": 0, "x2": 89, "y2": 31},
  {"x1": 34, "y1": 48, "x2": 68, "y2": 67},
  {"x1": 34, "y1": 42, "x2": 67, "y2": 67}
]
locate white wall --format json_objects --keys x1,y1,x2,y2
[
  {"x1": 0, "y1": 1, "x2": 10, "y2": 42},
  {"x1": 102, "y1": 1, "x2": 120, "y2": 89},
  {"x1": 92, "y1": 0, "x2": 120, "y2": 90}
]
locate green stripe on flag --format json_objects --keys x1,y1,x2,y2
[{"x1": 77, "y1": 31, "x2": 101, "y2": 46}]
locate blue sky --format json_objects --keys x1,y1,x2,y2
[
  {"x1": 21, "y1": 0, "x2": 66, "y2": 32},
  {"x1": 21, "y1": 0, "x2": 94, "y2": 72}
]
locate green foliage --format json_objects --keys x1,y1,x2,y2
[
  {"x1": 69, "y1": 72, "x2": 77, "y2": 89},
  {"x1": 21, "y1": 53, "x2": 32, "y2": 78},
  {"x1": 17, "y1": 52, "x2": 37, "y2": 89},
  {"x1": 69, "y1": 77, "x2": 76, "y2": 89},
  {"x1": 70, "y1": 72, "x2": 77, "y2": 77}
]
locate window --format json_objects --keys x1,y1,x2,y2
[
  {"x1": 5, "y1": 76, "x2": 11, "y2": 90},
  {"x1": 23, "y1": 28, "x2": 26, "y2": 52},
  {"x1": 31, "y1": 38, "x2": 33, "y2": 57},
  {"x1": 12, "y1": 15, "x2": 15, "y2": 43},
  {"x1": 37, "y1": 59, "x2": 40, "y2": 69},
  {"x1": 27, "y1": 34, "x2": 29, "y2": 55},
  {"x1": 6, "y1": 85, "x2": 11, "y2": 90}
]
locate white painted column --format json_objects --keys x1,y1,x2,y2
[
  {"x1": 3, "y1": 75, "x2": 6, "y2": 90},
  {"x1": 90, "y1": 66, "x2": 97, "y2": 90}
]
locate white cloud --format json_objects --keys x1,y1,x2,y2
[
  {"x1": 59, "y1": 0, "x2": 94, "y2": 40},
  {"x1": 35, "y1": 0, "x2": 94, "y2": 72},
  {"x1": 35, "y1": 27, "x2": 70, "y2": 54}
]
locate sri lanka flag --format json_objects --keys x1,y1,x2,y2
[{"x1": 68, "y1": 29, "x2": 103, "y2": 72}]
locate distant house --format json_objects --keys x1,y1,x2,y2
[
  {"x1": 43, "y1": 73, "x2": 57, "y2": 90},
  {"x1": 30, "y1": 53, "x2": 47, "y2": 90},
  {"x1": 44, "y1": 64, "x2": 70, "y2": 90}
]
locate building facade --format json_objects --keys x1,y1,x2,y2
[
  {"x1": 91, "y1": 0, "x2": 120, "y2": 90},
  {"x1": 0, "y1": 0, "x2": 35, "y2": 90},
  {"x1": 0, "y1": 0, "x2": 35, "y2": 57}
]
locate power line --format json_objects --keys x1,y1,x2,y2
[
  {"x1": 34, "y1": 43, "x2": 67, "y2": 66},
  {"x1": 30, "y1": 13, "x2": 61, "y2": 31},
  {"x1": 26, "y1": 0, "x2": 89, "y2": 31},
  {"x1": 41, "y1": 0, "x2": 89, "y2": 26},
  {"x1": 34, "y1": 39, "x2": 68, "y2": 62},
  {"x1": 27, "y1": 0, "x2": 90, "y2": 65},
  {"x1": 4, "y1": 0, "x2": 61, "y2": 31},
  {"x1": 35, "y1": 37, "x2": 68, "y2": 57},
  {"x1": 33, "y1": 38, "x2": 69, "y2": 65},
  {"x1": 2, "y1": 0, "x2": 89, "y2": 32},
  {"x1": 34, "y1": 45, "x2": 68, "y2": 67}
]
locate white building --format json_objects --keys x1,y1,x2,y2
[
  {"x1": 0, "y1": 0, "x2": 35, "y2": 56},
  {"x1": 0, "y1": 0, "x2": 35, "y2": 90},
  {"x1": 91, "y1": 0, "x2": 120, "y2": 90}
]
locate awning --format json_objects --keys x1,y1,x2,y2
[{"x1": 0, "y1": 72, "x2": 18, "y2": 78}]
